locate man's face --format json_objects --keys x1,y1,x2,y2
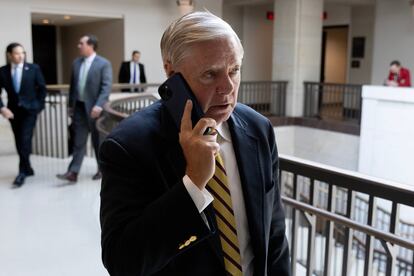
[
  {"x1": 8, "y1": 46, "x2": 25, "y2": 64},
  {"x1": 132, "y1": 53, "x2": 141, "y2": 63},
  {"x1": 390, "y1": 64, "x2": 401, "y2": 74},
  {"x1": 78, "y1": 36, "x2": 94, "y2": 57},
  {"x1": 176, "y1": 37, "x2": 242, "y2": 124}
]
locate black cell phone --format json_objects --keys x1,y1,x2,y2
[{"x1": 158, "y1": 73, "x2": 205, "y2": 131}]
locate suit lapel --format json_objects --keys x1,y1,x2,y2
[
  {"x1": 86, "y1": 56, "x2": 98, "y2": 86},
  {"x1": 19, "y1": 63, "x2": 29, "y2": 93},
  {"x1": 5, "y1": 64, "x2": 15, "y2": 93},
  {"x1": 228, "y1": 108, "x2": 266, "y2": 274}
]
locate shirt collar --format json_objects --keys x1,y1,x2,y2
[
  {"x1": 12, "y1": 63, "x2": 24, "y2": 69},
  {"x1": 216, "y1": 122, "x2": 231, "y2": 143},
  {"x1": 84, "y1": 53, "x2": 96, "y2": 63}
]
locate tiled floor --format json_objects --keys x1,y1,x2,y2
[{"x1": 0, "y1": 119, "x2": 108, "y2": 276}]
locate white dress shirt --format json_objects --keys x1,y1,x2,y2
[
  {"x1": 129, "y1": 62, "x2": 141, "y2": 84},
  {"x1": 183, "y1": 122, "x2": 254, "y2": 276},
  {"x1": 11, "y1": 63, "x2": 24, "y2": 91},
  {"x1": 78, "y1": 53, "x2": 96, "y2": 102},
  {"x1": 80, "y1": 53, "x2": 96, "y2": 78}
]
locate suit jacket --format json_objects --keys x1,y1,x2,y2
[
  {"x1": 99, "y1": 102, "x2": 291, "y2": 276},
  {"x1": 118, "y1": 61, "x2": 147, "y2": 84},
  {"x1": 388, "y1": 67, "x2": 411, "y2": 87},
  {"x1": 69, "y1": 55, "x2": 112, "y2": 114},
  {"x1": 0, "y1": 63, "x2": 46, "y2": 112}
]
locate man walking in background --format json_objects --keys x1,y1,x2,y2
[
  {"x1": 0, "y1": 43, "x2": 46, "y2": 187},
  {"x1": 118, "y1": 50, "x2": 147, "y2": 92},
  {"x1": 57, "y1": 34, "x2": 112, "y2": 183}
]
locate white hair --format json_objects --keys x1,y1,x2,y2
[{"x1": 160, "y1": 11, "x2": 243, "y2": 67}]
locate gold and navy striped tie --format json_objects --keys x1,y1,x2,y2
[{"x1": 207, "y1": 154, "x2": 243, "y2": 276}]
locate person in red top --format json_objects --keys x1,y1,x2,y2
[{"x1": 386, "y1": 60, "x2": 411, "y2": 87}]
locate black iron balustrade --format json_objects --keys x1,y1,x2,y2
[
  {"x1": 304, "y1": 82, "x2": 362, "y2": 124},
  {"x1": 280, "y1": 154, "x2": 414, "y2": 276},
  {"x1": 238, "y1": 81, "x2": 287, "y2": 116}
]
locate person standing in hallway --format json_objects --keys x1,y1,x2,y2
[
  {"x1": 118, "y1": 50, "x2": 147, "y2": 92},
  {"x1": 57, "y1": 35, "x2": 112, "y2": 183},
  {"x1": 100, "y1": 12, "x2": 290, "y2": 276},
  {"x1": 386, "y1": 60, "x2": 411, "y2": 87},
  {"x1": 0, "y1": 43, "x2": 46, "y2": 187}
]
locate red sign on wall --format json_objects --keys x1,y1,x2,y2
[{"x1": 267, "y1": 11, "x2": 274, "y2": 21}]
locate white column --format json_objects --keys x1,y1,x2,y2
[{"x1": 272, "y1": 0, "x2": 323, "y2": 117}]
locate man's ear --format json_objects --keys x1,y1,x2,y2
[{"x1": 163, "y1": 61, "x2": 175, "y2": 77}]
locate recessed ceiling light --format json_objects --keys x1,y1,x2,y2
[
  {"x1": 42, "y1": 19, "x2": 49, "y2": 24},
  {"x1": 63, "y1": 15, "x2": 71, "y2": 20}
]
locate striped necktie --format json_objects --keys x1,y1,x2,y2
[{"x1": 207, "y1": 154, "x2": 243, "y2": 275}]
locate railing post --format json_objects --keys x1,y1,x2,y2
[
  {"x1": 342, "y1": 190, "x2": 355, "y2": 276},
  {"x1": 364, "y1": 195, "x2": 377, "y2": 276},
  {"x1": 384, "y1": 201, "x2": 400, "y2": 276},
  {"x1": 290, "y1": 174, "x2": 299, "y2": 275},
  {"x1": 305, "y1": 179, "x2": 317, "y2": 276},
  {"x1": 324, "y1": 184, "x2": 336, "y2": 276}
]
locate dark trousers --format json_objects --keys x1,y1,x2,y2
[
  {"x1": 68, "y1": 101, "x2": 100, "y2": 173},
  {"x1": 9, "y1": 107, "x2": 38, "y2": 174}
]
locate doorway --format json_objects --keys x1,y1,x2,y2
[
  {"x1": 320, "y1": 26, "x2": 349, "y2": 84},
  {"x1": 31, "y1": 13, "x2": 124, "y2": 85}
]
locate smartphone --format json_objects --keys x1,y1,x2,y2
[{"x1": 158, "y1": 73, "x2": 205, "y2": 131}]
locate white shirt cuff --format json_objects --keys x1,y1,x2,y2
[{"x1": 183, "y1": 175, "x2": 214, "y2": 213}]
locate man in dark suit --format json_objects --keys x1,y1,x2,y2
[
  {"x1": 0, "y1": 43, "x2": 46, "y2": 187},
  {"x1": 100, "y1": 12, "x2": 290, "y2": 276},
  {"x1": 57, "y1": 35, "x2": 112, "y2": 183},
  {"x1": 118, "y1": 50, "x2": 147, "y2": 92}
]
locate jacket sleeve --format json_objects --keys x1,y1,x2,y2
[
  {"x1": 140, "y1": 64, "x2": 147, "y2": 84},
  {"x1": 34, "y1": 64, "x2": 47, "y2": 111},
  {"x1": 68, "y1": 62, "x2": 76, "y2": 108},
  {"x1": 266, "y1": 121, "x2": 291, "y2": 276},
  {"x1": 404, "y1": 69, "x2": 411, "y2": 87},
  {"x1": 95, "y1": 60, "x2": 112, "y2": 108},
  {"x1": 99, "y1": 138, "x2": 213, "y2": 276},
  {"x1": 0, "y1": 72, "x2": 4, "y2": 109},
  {"x1": 118, "y1": 63, "x2": 125, "y2": 83}
]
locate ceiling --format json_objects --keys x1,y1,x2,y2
[{"x1": 31, "y1": 13, "x2": 115, "y2": 26}]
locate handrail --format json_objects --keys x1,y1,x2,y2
[
  {"x1": 45, "y1": 83, "x2": 161, "y2": 92},
  {"x1": 279, "y1": 154, "x2": 414, "y2": 208},
  {"x1": 282, "y1": 197, "x2": 414, "y2": 250}
]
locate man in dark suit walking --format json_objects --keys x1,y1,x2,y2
[
  {"x1": 100, "y1": 12, "x2": 290, "y2": 276},
  {"x1": 0, "y1": 43, "x2": 46, "y2": 187},
  {"x1": 57, "y1": 35, "x2": 112, "y2": 183},
  {"x1": 118, "y1": 50, "x2": 147, "y2": 92}
]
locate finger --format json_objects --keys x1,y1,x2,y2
[
  {"x1": 206, "y1": 141, "x2": 220, "y2": 154},
  {"x1": 180, "y1": 100, "x2": 193, "y2": 133},
  {"x1": 193, "y1": 118, "x2": 217, "y2": 136},
  {"x1": 199, "y1": 132, "x2": 218, "y2": 142}
]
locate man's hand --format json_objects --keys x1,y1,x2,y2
[
  {"x1": 1, "y1": 107, "x2": 14, "y2": 119},
  {"x1": 179, "y1": 100, "x2": 219, "y2": 190},
  {"x1": 90, "y1": 106, "x2": 103, "y2": 119},
  {"x1": 386, "y1": 80, "x2": 398, "y2": 87},
  {"x1": 68, "y1": 107, "x2": 74, "y2": 118}
]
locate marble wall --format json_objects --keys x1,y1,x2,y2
[
  {"x1": 275, "y1": 126, "x2": 360, "y2": 171},
  {"x1": 358, "y1": 85, "x2": 414, "y2": 185}
]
